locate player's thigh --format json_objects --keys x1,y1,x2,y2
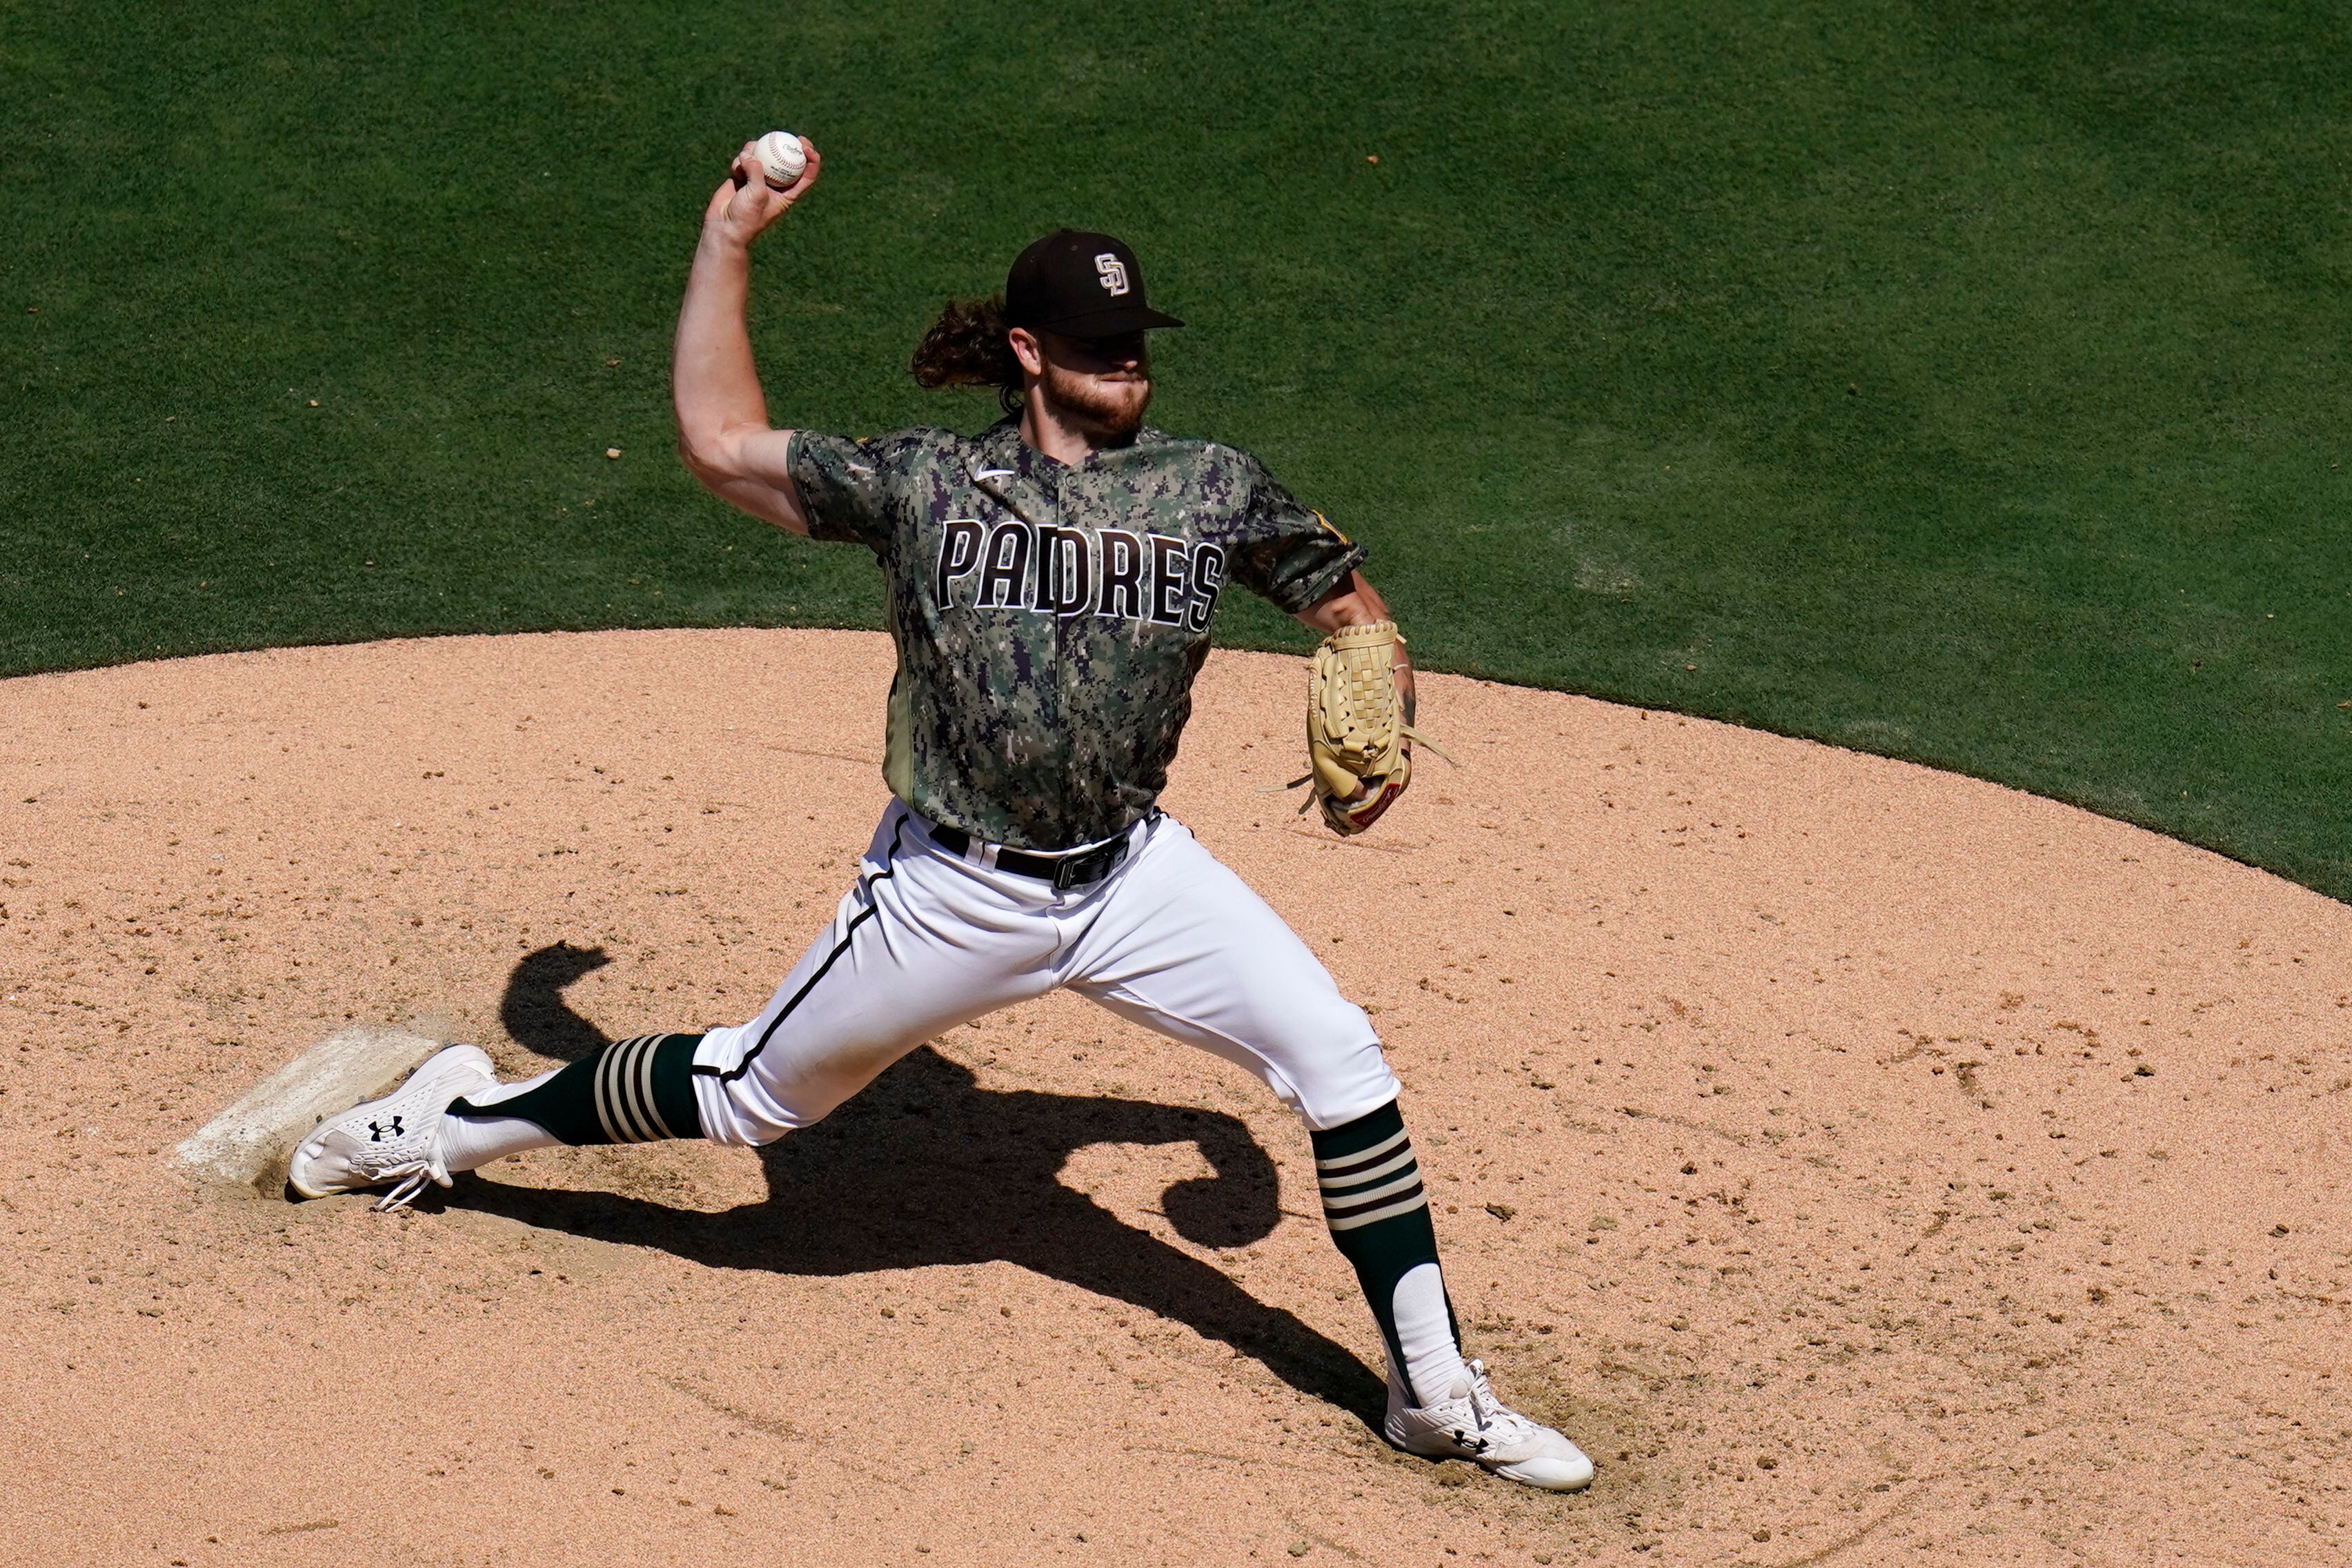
[
  {"x1": 1067, "y1": 819, "x2": 1399, "y2": 1130},
  {"x1": 693, "y1": 812, "x2": 1051, "y2": 1143}
]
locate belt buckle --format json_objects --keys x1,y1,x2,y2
[{"x1": 1053, "y1": 835, "x2": 1127, "y2": 891}]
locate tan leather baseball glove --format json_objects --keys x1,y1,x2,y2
[{"x1": 1295, "y1": 620, "x2": 1452, "y2": 835}]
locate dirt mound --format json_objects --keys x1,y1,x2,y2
[{"x1": 1, "y1": 628, "x2": 2345, "y2": 1565}]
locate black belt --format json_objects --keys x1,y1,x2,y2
[{"x1": 929, "y1": 823, "x2": 1134, "y2": 890}]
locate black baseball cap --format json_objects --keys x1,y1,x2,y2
[{"x1": 1002, "y1": 230, "x2": 1184, "y2": 337}]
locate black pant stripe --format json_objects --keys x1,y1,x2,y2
[{"x1": 700, "y1": 814, "x2": 911, "y2": 1085}]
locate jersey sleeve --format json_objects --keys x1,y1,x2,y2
[
  {"x1": 1227, "y1": 455, "x2": 1367, "y2": 614},
  {"x1": 787, "y1": 430, "x2": 918, "y2": 550}
]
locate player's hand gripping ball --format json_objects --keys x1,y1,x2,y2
[
  {"x1": 708, "y1": 133, "x2": 821, "y2": 246},
  {"x1": 1301, "y1": 621, "x2": 1452, "y2": 835},
  {"x1": 755, "y1": 130, "x2": 807, "y2": 188}
]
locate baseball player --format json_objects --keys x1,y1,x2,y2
[{"x1": 290, "y1": 140, "x2": 1594, "y2": 1493}]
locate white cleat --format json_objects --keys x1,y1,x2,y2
[
  {"x1": 1385, "y1": 1359, "x2": 1597, "y2": 1492},
  {"x1": 287, "y1": 1044, "x2": 497, "y2": 1211}
]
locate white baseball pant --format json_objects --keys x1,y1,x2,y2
[{"x1": 689, "y1": 802, "x2": 1399, "y2": 1144}]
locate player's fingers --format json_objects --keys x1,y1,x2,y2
[
  {"x1": 734, "y1": 142, "x2": 771, "y2": 204},
  {"x1": 783, "y1": 138, "x2": 822, "y2": 197},
  {"x1": 706, "y1": 143, "x2": 760, "y2": 220}
]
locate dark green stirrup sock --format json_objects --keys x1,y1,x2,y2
[
  {"x1": 449, "y1": 1032, "x2": 705, "y2": 1144},
  {"x1": 1310, "y1": 1099, "x2": 1458, "y2": 1387}
]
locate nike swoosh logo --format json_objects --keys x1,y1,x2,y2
[{"x1": 974, "y1": 468, "x2": 1016, "y2": 480}]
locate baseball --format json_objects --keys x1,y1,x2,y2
[{"x1": 755, "y1": 130, "x2": 807, "y2": 189}]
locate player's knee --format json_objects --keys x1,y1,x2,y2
[
  {"x1": 1294, "y1": 1038, "x2": 1403, "y2": 1132},
  {"x1": 696, "y1": 1072, "x2": 862, "y2": 1148}
]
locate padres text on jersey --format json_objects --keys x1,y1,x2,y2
[{"x1": 789, "y1": 418, "x2": 1363, "y2": 850}]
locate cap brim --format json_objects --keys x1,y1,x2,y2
[{"x1": 1033, "y1": 303, "x2": 1185, "y2": 336}]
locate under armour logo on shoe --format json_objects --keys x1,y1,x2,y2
[
  {"x1": 368, "y1": 1115, "x2": 406, "y2": 1142},
  {"x1": 1452, "y1": 1429, "x2": 1490, "y2": 1454}
]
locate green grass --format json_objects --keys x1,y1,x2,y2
[{"x1": 5, "y1": 1, "x2": 2347, "y2": 896}]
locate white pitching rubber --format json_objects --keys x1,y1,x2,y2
[{"x1": 174, "y1": 1024, "x2": 448, "y2": 1195}]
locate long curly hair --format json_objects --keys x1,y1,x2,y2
[{"x1": 909, "y1": 294, "x2": 1024, "y2": 413}]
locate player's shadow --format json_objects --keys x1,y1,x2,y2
[
  {"x1": 464, "y1": 942, "x2": 1385, "y2": 1425},
  {"x1": 498, "y1": 940, "x2": 614, "y2": 1061}
]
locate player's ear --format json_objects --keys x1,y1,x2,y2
[{"x1": 1007, "y1": 326, "x2": 1046, "y2": 379}]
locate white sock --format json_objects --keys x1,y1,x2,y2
[
  {"x1": 435, "y1": 1069, "x2": 565, "y2": 1173},
  {"x1": 1392, "y1": 1261, "x2": 1470, "y2": 1407}
]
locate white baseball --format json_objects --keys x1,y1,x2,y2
[{"x1": 755, "y1": 130, "x2": 807, "y2": 189}]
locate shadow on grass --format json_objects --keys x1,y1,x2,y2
[{"x1": 462, "y1": 942, "x2": 1386, "y2": 1427}]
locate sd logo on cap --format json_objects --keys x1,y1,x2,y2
[{"x1": 1003, "y1": 230, "x2": 1184, "y2": 338}]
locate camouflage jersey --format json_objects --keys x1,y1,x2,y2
[{"x1": 787, "y1": 416, "x2": 1364, "y2": 851}]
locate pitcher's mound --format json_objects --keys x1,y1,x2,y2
[{"x1": 1, "y1": 628, "x2": 2344, "y2": 1565}]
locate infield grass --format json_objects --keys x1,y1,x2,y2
[{"x1": 5, "y1": 1, "x2": 2347, "y2": 895}]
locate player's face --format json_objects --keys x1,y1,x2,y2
[{"x1": 1036, "y1": 330, "x2": 1153, "y2": 439}]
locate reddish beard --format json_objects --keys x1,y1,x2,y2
[{"x1": 1039, "y1": 361, "x2": 1152, "y2": 439}]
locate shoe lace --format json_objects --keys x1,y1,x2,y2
[
  {"x1": 1461, "y1": 1361, "x2": 1543, "y2": 1443},
  {"x1": 365, "y1": 1133, "x2": 453, "y2": 1213},
  {"x1": 374, "y1": 1169, "x2": 434, "y2": 1213}
]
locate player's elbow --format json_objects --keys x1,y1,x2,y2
[{"x1": 675, "y1": 427, "x2": 739, "y2": 495}]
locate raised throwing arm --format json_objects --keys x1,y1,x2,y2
[{"x1": 672, "y1": 139, "x2": 824, "y2": 533}]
